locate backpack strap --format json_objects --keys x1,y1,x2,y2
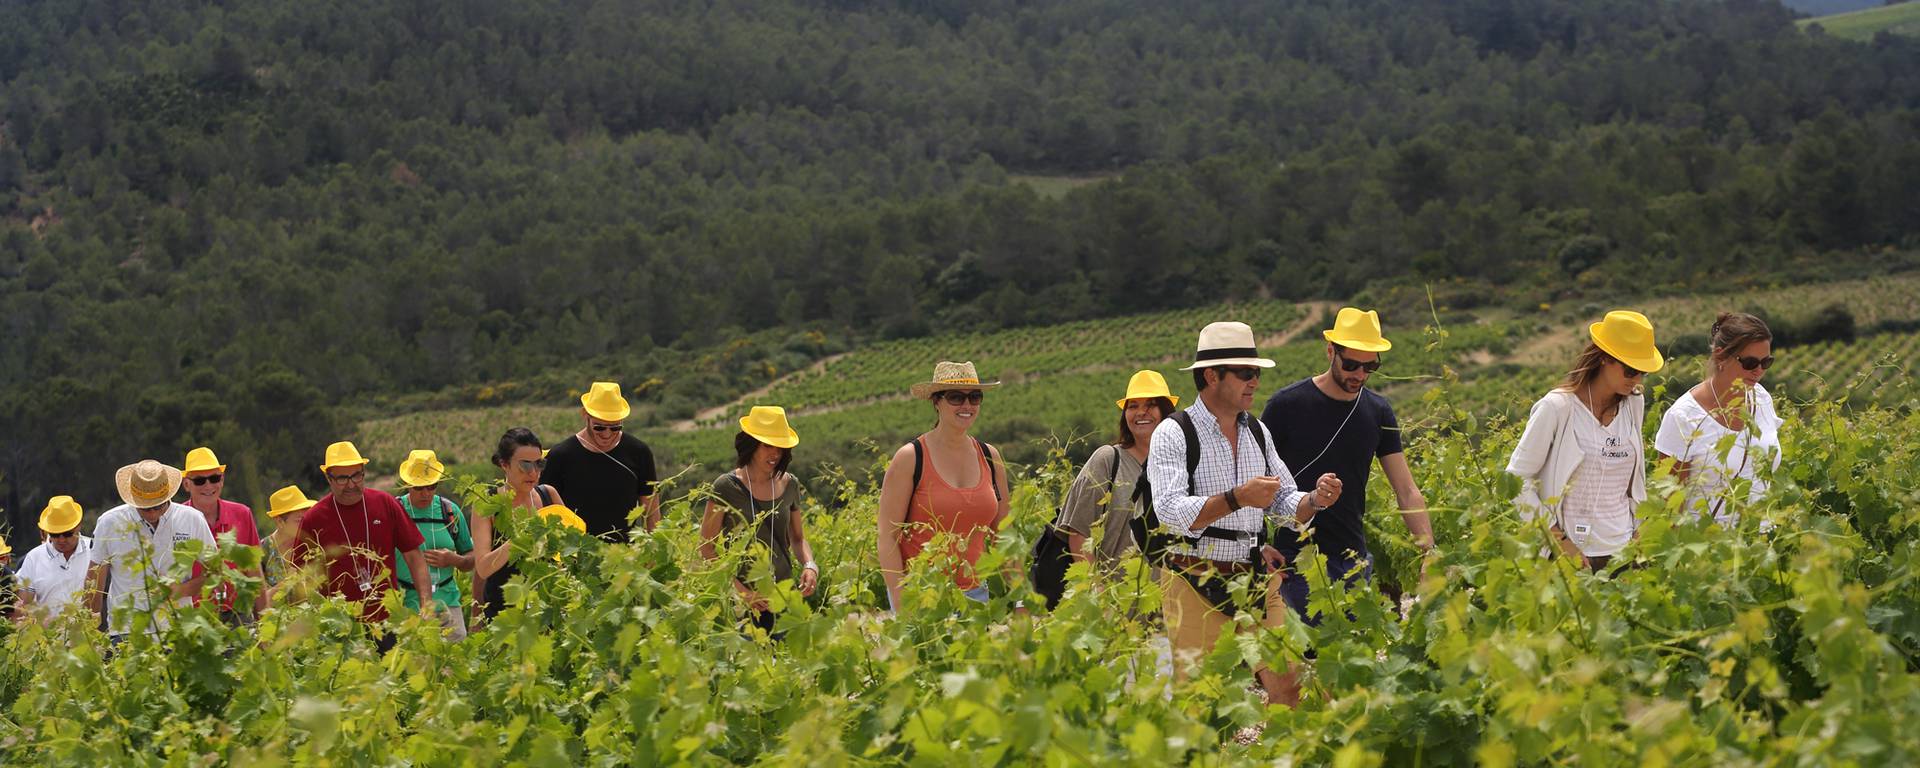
[{"x1": 975, "y1": 437, "x2": 1001, "y2": 501}]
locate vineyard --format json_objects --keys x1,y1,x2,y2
[{"x1": 6, "y1": 395, "x2": 1920, "y2": 764}]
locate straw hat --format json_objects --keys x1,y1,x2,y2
[
  {"x1": 537, "y1": 504, "x2": 586, "y2": 533},
  {"x1": 39, "y1": 496, "x2": 83, "y2": 534},
  {"x1": 1323, "y1": 308, "x2": 1392, "y2": 353},
  {"x1": 1180, "y1": 322, "x2": 1275, "y2": 370},
  {"x1": 114, "y1": 460, "x2": 183, "y2": 509},
  {"x1": 1590, "y1": 310, "x2": 1664, "y2": 373},
  {"x1": 396, "y1": 449, "x2": 446, "y2": 488},
  {"x1": 909, "y1": 361, "x2": 1002, "y2": 399},
  {"x1": 581, "y1": 381, "x2": 631, "y2": 422},
  {"x1": 183, "y1": 447, "x2": 227, "y2": 475},
  {"x1": 319, "y1": 441, "x2": 370, "y2": 473},
  {"x1": 1116, "y1": 370, "x2": 1180, "y2": 409},
  {"x1": 267, "y1": 486, "x2": 318, "y2": 518},
  {"x1": 739, "y1": 406, "x2": 800, "y2": 448}
]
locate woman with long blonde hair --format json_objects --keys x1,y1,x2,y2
[{"x1": 1507, "y1": 311, "x2": 1664, "y2": 570}]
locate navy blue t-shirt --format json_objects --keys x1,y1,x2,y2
[{"x1": 1259, "y1": 377, "x2": 1403, "y2": 561}]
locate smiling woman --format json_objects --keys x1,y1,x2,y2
[{"x1": 876, "y1": 361, "x2": 1012, "y2": 611}]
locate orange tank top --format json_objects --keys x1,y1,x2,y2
[{"x1": 897, "y1": 440, "x2": 999, "y2": 590}]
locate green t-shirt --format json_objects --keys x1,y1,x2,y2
[{"x1": 395, "y1": 495, "x2": 474, "y2": 611}]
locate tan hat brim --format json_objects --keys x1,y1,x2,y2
[
  {"x1": 116, "y1": 464, "x2": 183, "y2": 509},
  {"x1": 910, "y1": 380, "x2": 1002, "y2": 399}
]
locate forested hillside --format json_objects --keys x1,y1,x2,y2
[{"x1": 4, "y1": 0, "x2": 1920, "y2": 526}]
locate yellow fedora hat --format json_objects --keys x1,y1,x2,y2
[
  {"x1": 739, "y1": 406, "x2": 800, "y2": 449},
  {"x1": 909, "y1": 361, "x2": 1002, "y2": 399},
  {"x1": 537, "y1": 504, "x2": 587, "y2": 533},
  {"x1": 183, "y1": 446, "x2": 227, "y2": 475},
  {"x1": 115, "y1": 460, "x2": 183, "y2": 509},
  {"x1": 1324, "y1": 307, "x2": 1392, "y2": 353},
  {"x1": 396, "y1": 449, "x2": 446, "y2": 488},
  {"x1": 319, "y1": 441, "x2": 371, "y2": 473},
  {"x1": 581, "y1": 381, "x2": 631, "y2": 422},
  {"x1": 1116, "y1": 370, "x2": 1180, "y2": 409},
  {"x1": 267, "y1": 485, "x2": 318, "y2": 518},
  {"x1": 1590, "y1": 310, "x2": 1665, "y2": 373},
  {"x1": 39, "y1": 496, "x2": 83, "y2": 534}
]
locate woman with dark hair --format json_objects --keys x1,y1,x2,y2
[
  {"x1": 699, "y1": 406, "x2": 817, "y2": 634},
  {"x1": 1061, "y1": 371, "x2": 1179, "y2": 568},
  {"x1": 877, "y1": 361, "x2": 1011, "y2": 612},
  {"x1": 473, "y1": 427, "x2": 565, "y2": 623},
  {"x1": 1507, "y1": 311, "x2": 1664, "y2": 571},
  {"x1": 1656, "y1": 312, "x2": 1782, "y2": 525}
]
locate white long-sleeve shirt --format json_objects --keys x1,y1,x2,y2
[{"x1": 1147, "y1": 402, "x2": 1309, "y2": 562}]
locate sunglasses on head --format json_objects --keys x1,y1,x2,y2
[
  {"x1": 1218, "y1": 366, "x2": 1261, "y2": 381},
  {"x1": 327, "y1": 469, "x2": 366, "y2": 483},
  {"x1": 1336, "y1": 353, "x2": 1382, "y2": 373},
  {"x1": 189, "y1": 473, "x2": 223, "y2": 486},
  {"x1": 936, "y1": 390, "x2": 985, "y2": 406},
  {"x1": 515, "y1": 458, "x2": 547, "y2": 473},
  {"x1": 590, "y1": 423, "x2": 624, "y2": 433},
  {"x1": 1737, "y1": 355, "x2": 1775, "y2": 371}
]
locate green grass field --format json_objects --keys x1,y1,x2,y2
[{"x1": 1799, "y1": 1, "x2": 1920, "y2": 40}]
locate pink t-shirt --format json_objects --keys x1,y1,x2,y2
[{"x1": 191, "y1": 499, "x2": 262, "y2": 610}]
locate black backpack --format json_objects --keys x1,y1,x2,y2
[
  {"x1": 1128, "y1": 410, "x2": 1272, "y2": 566},
  {"x1": 1028, "y1": 445, "x2": 1121, "y2": 610}
]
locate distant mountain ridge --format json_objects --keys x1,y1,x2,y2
[{"x1": 1782, "y1": 0, "x2": 1889, "y2": 16}]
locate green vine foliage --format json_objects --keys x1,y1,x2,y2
[{"x1": 3, "y1": 398, "x2": 1919, "y2": 765}]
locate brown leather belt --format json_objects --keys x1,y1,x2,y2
[{"x1": 1164, "y1": 554, "x2": 1256, "y2": 575}]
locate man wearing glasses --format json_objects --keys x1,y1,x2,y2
[
  {"x1": 88, "y1": 460, "x2": 216, "y2": 639},
  {"x1": 542, "y1": 381, "x2": 660, "y2": 541},
  {"x1": 181, "y1": 447, "x2": 268, "y2": 622},
  {"x1": 1259, "y1": 308, "x2": 1434, "y2": 628},
  {"x1": 295, "y1": 442, "x2": 432, "y2": 647},
  {"x1": 1148, "y1": 321, "x2": 1342, "y2": 707},
  {"x1": 15, "y1": 496, "x2": 94, "y2": 621}
]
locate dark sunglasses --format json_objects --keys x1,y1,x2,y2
[
  {"x1": 937, "y1": 390, "x2": 985, "y2": 406},
  {"x1": 189, "y1": 474, "x2": 224, "y2": 486},
  {"x1": 1218, "y1": 366, "x2": 1262, "y2": 381},
  {"x1": 515, "y1": 459, "x2": 547, "y2": 473},
  {"x1": 1737, "y1": 355, "x2": 1775, "y2": 371},
  {"x1": 49, "y1": 530, "x2": 78, "y2": 539},
  {"x1": 1613, "y1": 359, "x2": 1645, "y2": 379},
  {"x1": 590, "y1": 423, "x2": 624, "y2": 433},
  {"x1": 327, "y1": 470, "x2": 366, "y2": 483},
  {"x1": 1336, "y1": 353, "x2": 1382, "y2": 373}
]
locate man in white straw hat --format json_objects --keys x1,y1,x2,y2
[
  {"x1": 1144, "y1": 321, "x2": 1342, "y2": 707},
  {"x1": 87, "y1": 460, "x2": 216, "y2": 638}
]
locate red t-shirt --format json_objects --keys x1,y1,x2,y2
[
  {"x1": 192, "y1": 499, "x2": 262, "y2": 610},
  {"x1": 295, "y1": 489, "x2": 424, "y2": 622}
]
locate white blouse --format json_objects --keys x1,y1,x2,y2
[{"x1": 1655, "y1": 383, "x2": 1783, "y2": 525}]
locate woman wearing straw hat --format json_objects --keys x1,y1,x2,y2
[
  {"x1": 473, "y1": 427, "x2": 566, "y2": 624},
  {"x1": 14, "y1": 496, "x2": 94, "y2": 622},
  {"x1": 181, "y1": 447, "x2": 268, "y2": 622},
  {"x1": 395, "y1": 450, "x2": 475, "y2": 639},
  {"x1": 1031, "y1": 371, "x2": 1179, "y2": 608},
  {"x1": 1507, "y1": 311, "x2": 1664, "y2": 571},
  {"x1": 87, "y1": 460, "x2": 217, "y2": 638},
  {"x1": 877, "y1": 361, "x2": 1011, "y2": 612},
  {"x1": 700, "y1": 406, "x2": 818, "y2": 634}
]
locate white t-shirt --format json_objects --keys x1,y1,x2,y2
[
  {"x1": 1655, "y1": 384, "x2": 1782, "y2": 525},
  {"x1": 1561, "y1": 406, "x2": 1639, "y2": 557},
  {"x1": 90, "y1": 502, "x2": 215, "y2": 635},
  {"x1": 15, "y1": 537, "x2": 93, "y2": 619}
]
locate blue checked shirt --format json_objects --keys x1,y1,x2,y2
[{"x1": 1147, "y1": 402, "x2": 1310, "y2": 562}]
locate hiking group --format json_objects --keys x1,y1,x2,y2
[{"x1": 1, "y1": 307, "x2": 1781, "y2": 701}]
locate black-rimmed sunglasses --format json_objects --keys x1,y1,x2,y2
[
  {"x1": 937, "y1": 390, "x2": 985, "y2": 406},
  {"x1": 590, "y1": 423, "x2": 624, "y2": 433},
  {"x1": 1738, "y1": 355, "x2": 1775, "y2": 371},
  {"x1": 189, "y1": 474, "x2": 224, "y2": 486},
  {"x1": 327, "y1": 470, "x2": 366, "y2": 483},
  {"x1": 49, "y1": 530, "x2": 77, "y2": 539},
  {"x1": 1336, "y1": 353, "x2": 1382, "y2": 373},
  {"x1": 1218, "y1": 366, "x2": 1262, "y2": 381}
]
